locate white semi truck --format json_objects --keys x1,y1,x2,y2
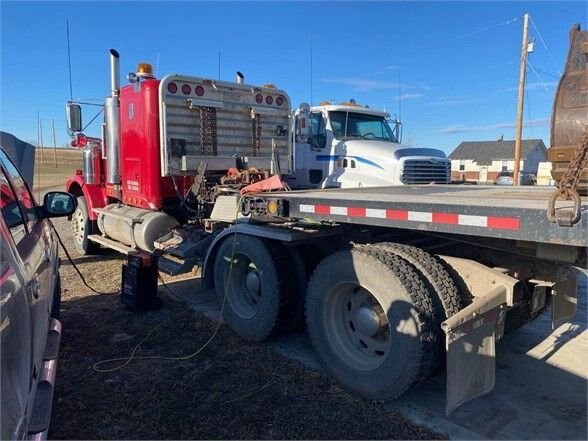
[{"x1": 286, "y1": 101, "x2": 450, "y2": 189}]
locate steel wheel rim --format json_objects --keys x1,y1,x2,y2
[
  {"x1": 71, "y1": 207, "x2": 85, "y2": 245},
  {"x1": 323, "y1": 282, "x2": 391, "y2": 371},
  {"x1": 223, "y1": 253, "x2": 262, "y2": 319}
]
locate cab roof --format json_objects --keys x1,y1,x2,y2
[{"x1": 311, "y1": 104, "x2": 390, "y2": 118}]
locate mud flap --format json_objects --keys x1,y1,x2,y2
[
  {"x1": 552, "y1": 275, "x2": 578, "y2": 329},
  {"x1": 442, "y1": 286, "x2": 508, "y2": 415}
]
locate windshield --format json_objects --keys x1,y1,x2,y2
[{"x1": 329, "y1": 111, "x2": 398, "y2": 142}]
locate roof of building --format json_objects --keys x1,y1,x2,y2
[{"x1": 448, "y1": 139, "x2": 546, "y2": 164}]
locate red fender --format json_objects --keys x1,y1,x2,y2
[{"x1": 65, "y1": 175, "x2": 108, "y2": 221}]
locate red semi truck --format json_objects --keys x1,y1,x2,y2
[{"x1": 65, "y1": 49, "x2": 586, "y2": 414}]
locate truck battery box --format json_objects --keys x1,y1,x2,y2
[{"x1": 121, "y1": 253, "x2": 159, "y2": 311}]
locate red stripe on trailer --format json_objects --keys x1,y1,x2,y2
[
  {"x1": 386, "y1": 209, "x2": 409, "y2": 220},
  {"x1": 348, "y1": 207, "x2": 366, "y2": 217},
  {"x1": 433, "y1": 212, "x2": 459, "y2": 224},
  {"x1": 487, "y1": 216, "x2": 520, "y2": 230},
  {"x1": 315, "y1": 205, "x2": 331, "y2": 215}
]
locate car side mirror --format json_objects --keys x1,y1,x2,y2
[
  {"x1": 43, "y1": 191, "x2": 77, "y2": 218},
  {"x1": 66, "y1": 103, "x2": 82, "y2": 133}
]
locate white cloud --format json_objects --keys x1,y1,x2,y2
[
  {"x1": 321, "y1": 78, "x2": 399, "y2": 91},
  {"x1": 399, "y1": 93, "x2": 424, "y2": 101},
  {"x1": 440, "y1": 117, "x2": 550, "y2": 134},
  {"x1": 427, "y1": 97, "x2": 479, "y2": 106},
  {"x1": 320, "y1": 77, "x2": 429, "y2": 92},
  {"x1": 500, "y1": 81, "x2": 558, "y2": 93}
]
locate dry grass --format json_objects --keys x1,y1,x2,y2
[
  {"x1": 33, "y1": 148, "x2": 81, "y2": 194},
  {"x1": 48, "y1": 217, "x2": 446, "y2": 440}
]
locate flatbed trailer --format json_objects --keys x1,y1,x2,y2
[
  {"x1": 262, "y1": 185, "x2": 586, "y2": 246},
  {"x1": 191, "y1": 184, "x2": 586, "y2": 414}
]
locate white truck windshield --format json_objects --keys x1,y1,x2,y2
[{"x1": 329, "y1": 111, "x2": 397, "y2": 142}]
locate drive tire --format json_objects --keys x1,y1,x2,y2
[
  {"x1": 71, "y1": 196, "x2": 99, "y2": 256},
  {"x1": 373, "y1": 242, "x2": 463, "y2": 372},
  {"x1": 213, "y1": 235, "x2": 296, "y2": 342},
  {"x1": 305, "y1": 245, "x2": 437, "y2": 400}
]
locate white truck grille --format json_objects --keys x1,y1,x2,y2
[{"x1": 400, "y1": 159, "x2": 451, "y2": 184}]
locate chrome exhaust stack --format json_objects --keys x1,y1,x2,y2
[
  {"x1": 236, "y1": 71, "x2": 244, "y2": 84},
  {"x1": 104, "y1": 49, "x2": 121, "y2": 184}
]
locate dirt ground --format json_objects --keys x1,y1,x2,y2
[{"x1": 48, "y1": 213, "x2": 445, "y2": 440}]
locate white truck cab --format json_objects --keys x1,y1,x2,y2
[{"x1": 285, "y1": 101, "x2": 450, "y2": 188}]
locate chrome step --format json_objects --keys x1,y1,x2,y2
[
  {"x1": 88, "y1": 235, "x2": 138, "y2": 255},
  {"x1": 43, "y1": 319, "x2": 61, "y2": 361}
]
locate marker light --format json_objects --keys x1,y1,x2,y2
[
  {"x1": 265, "y1": 95, "x2": 273, "y2": 105},
  {"x1": 181, "y1": 84, "x2": 191, "y2": 95},
  {"x1": 137, "y1": 63, "x2": 153, "y2": 76},
  {"x1": 276, "y1": 96, "x2": 284, "y2": 106},
  {"x1": 195, "y1": 85, "x2": 205, "y2": 96},
  {"x1": 167, "y1": 82, "x2": 178, "y2": 94},
  {"x1": 267, "y1": 199, "x2": 278, "y2": 215},
  {"x1": 255, "y1": 94, "x2": 263, "y2": 104}
]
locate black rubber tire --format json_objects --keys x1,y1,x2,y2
[
  {"x1": 282, "y1": 245, "x2": 307, "y2": 331},
  {"x1": 305, "y1": 245, "x2": 437, "y2": 400},
  {"x1": 213, "y1": 235, "x2": 297, "y2": 342},
  {"x1": 373, "y1": 242, "x2": 463, "y2": 371},
  {"x1": 71, "y1": 196, "x2": 100, "y2": 256},
  {"x1": 51, "y1": 274, "x2": 62, "y2": 319}
]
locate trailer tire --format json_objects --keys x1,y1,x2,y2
[
  {"x1": 373, "y1": 242, "x2": 462, "y2": 371},
  {"x1": 305, "y1": 245, "x2": 437, "y2": 400},
  {"x1": 71, "y1": 196, "x2": 99, "y2": 255},
  {"x1": 214, "y1": 235, "x2": 296, "y2": 342}
]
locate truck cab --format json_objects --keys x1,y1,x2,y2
[{"x1": 286, "y1": 102, "x2": 450, "y2": 188}]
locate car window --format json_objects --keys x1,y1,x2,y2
[
  {"x1": 0, "y1": 150, "x2": 37, "y2": 231},
  {"x1": 0, "y1": 169, "x2": 26, "y2": 246}
]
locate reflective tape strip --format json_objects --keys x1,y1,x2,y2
[{"x1": 296, "y1": 204, "x2": 519, "y2": 230}]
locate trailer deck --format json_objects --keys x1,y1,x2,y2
[{"x1": 259, "y1": 185, "x2": 587, "y2": 246}]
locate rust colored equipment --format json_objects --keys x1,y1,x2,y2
[{"x1": 549, "y1": 24, "x2": 588, "y2": 194}]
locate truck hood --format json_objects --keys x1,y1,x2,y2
[{"x1": 340, "y1": 140, "x2": 447, "y2": 163}]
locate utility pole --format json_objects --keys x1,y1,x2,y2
[
  {"x1": 40, "y1": 118, "x2": 44, "y2": 164},
  {"x1": 52, "y1": 117, "x2": 57, "y2": 167},
  {"x1": 514, "y1": 13, "x2": 530, "y2": 186}
]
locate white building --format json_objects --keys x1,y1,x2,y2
[{"x1": 448, "y1": 139, "x2": 547, "y2": 183}]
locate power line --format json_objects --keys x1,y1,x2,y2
[
  {"x1": 529, "y1": 15, "x2": 563, "y2": 76},
  {"x1": 530, "y1": 65, "x2": 560, "y2": 80},
  {"x1": 526, "y1": 60, "x2": 550, "y2": 91},
  {"x1": 434, "y1": 16, "x2": 522, "y2": 48},
  {"x1": 524, "y1": 86, "x2": 535, "y2": 139}
]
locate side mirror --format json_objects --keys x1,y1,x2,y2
[
  {"x1": 66, "y1": 103, "x2": 82, "y2": 133},
  {"x1": 43, "y1": 192, "x2": 77, "y2": 218}
]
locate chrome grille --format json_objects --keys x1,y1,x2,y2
[{"x1": 401, "y1": 159, "x2": 451, "y2": 184}]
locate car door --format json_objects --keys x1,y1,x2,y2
[
  {"x1": 0, "y1": 150, "x2": 54, "y2": 374},
  {"x1": 0, "y1": 170, "x2": 34, "y2": 440}
]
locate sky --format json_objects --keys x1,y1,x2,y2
[{"x1": 1, "y1": 1, "x2": 586, "y2": 154}]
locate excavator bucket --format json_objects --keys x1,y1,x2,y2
[{"x1": 549, "y1": 24, "x2": 588, "y2": 194}]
